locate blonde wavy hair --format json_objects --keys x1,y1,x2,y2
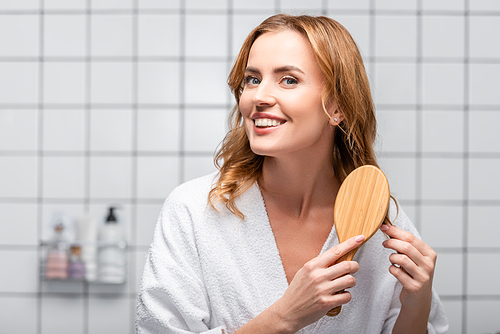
[{"x1": 208, "y1": 14, "x2": 388, "y2": 220}]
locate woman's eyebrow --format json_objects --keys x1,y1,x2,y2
[
  {"x1": 244, "y1": 65, "x2": 305, "y2": 75},
  {"x1": 244, "y1": 66, "x2": 260, "y2": 75},
  {"x1": 273, "y1": 65, "x2": 305, "y2": 74}
]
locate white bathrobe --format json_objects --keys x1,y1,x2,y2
[{"x1": 136, "y1": 173, "x2": 449, "y2": 334}]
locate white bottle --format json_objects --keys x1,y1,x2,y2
[
  {"x1": 76, "y1": 215, "x2": 97, "y2": 281},
  {"x1": 97, "y1": 207, "x2": 126, "y2": 283}
]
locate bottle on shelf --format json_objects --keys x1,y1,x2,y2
[
  {"x1": 45, "y1": 223, "x2": 69, "y2": 280},
  {"x1": 97, "y1": 206, "x2": 126, "y2": 283},
  {"x1": 76, "y1": 215, "x2": 97, "y2": 281},
  {"x1": 67, "y1": 245, "x2": 86, "y2": 279}
]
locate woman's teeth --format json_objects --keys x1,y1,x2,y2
[{"x1": 254, "y1": 118, "x2": 283, "y2": 127}]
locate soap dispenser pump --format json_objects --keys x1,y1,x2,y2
[{"x1": 97, "y1": 206, "x2": 126, "y2": 283}]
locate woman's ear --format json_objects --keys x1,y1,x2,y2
[{"x1": 327, "y1": 103, "x2": 345, "y2": 126}]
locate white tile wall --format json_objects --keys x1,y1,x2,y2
[
  {"x1": 138, "y1": 14, "x2": 180, "y2": 57},
  {"x1": 44, "y1": 0, "x2": 86, "y2": 10},
  {"x1": 334, "y1": 15, "x2": 371, "y2": 57},
  {"x1": 0, "y1": 156, "x2": 38, "y2": 198},
  {"x1": 373, "y1": 63, "x2": 417, "y2": 104},
  {"x1": 88, "y1": 297, "x2": 132, "y2": 334},
  {"x1": 138, "y1": 62, "x2": 181, "y2": 104},
  {"x1": 420, "y1": 205, "x2": 463, "y2": 248},
  {"x1": 42, "y1": 156, "x2": 85, "y2": 198},
  {"x1": 328, "y1": 0, "x2": 370, "y2": 10},
  {"x1": 44, "y1": 62, "x2": 86, "y2": 104},
  {"x1": 90, "y1": 109, "x2": 133, "y2": 152},
  {"x1": 375, "y1": 0, "x2": 418, "y2": 11},
  {"x1": 43, "y1": 109, "x2": 85, "y2": 151},
  {"x1": 0, "y1": 62, "x2": 38, "y2": 104},
  {"x1": 442, "y1": 300, "x2": 463, "y2": 334},
  {"x1": 0, "y1": 109, "x2": 37, "y2": 151},
  {"x1": 422, "y1": 0, "x2": 465, "y2": 11},
  {"x1": 1, "y1": 1, "x2": 499, "y2": 333},
  {"x1": 89, "y1": 157, "x2": 132, "y2": 199},
  {"x1": 44, "y1": 15, "x2": 86, "y2": 57},
  {"x1": 422, "y1": 16, "x2": 465, "y2": 58},
  {"x1": 421, "y1": 63, "x2": 464, "y2": 105},
  {"x1": 433, "y1": 253, "x2": 463, "y2": 296},
  {"x1": 41, "y1": 296, "x2": 85, "y2": 334},
  {"x1": 421, "y1": 158, "x2": 464, "y2": 201},
  {"x1": 0, "y1": 297, "x2": 38, "y2": 333},
  {"x1": 0, "y1": 250, "x2": 38, "y2": 293},
  {"x1": 90, "y1": 62, "x2": 133, "y2": 104},
  {"x1": 185, "y1": 14, "x2": 228, "y2": 57},
  {"x1": 136, "y1": 156, "x2": 180, "y2": 199},
  {"x1": 469, "y1": 64, "x2": 500, "y2": 105},
  {"x1": 231, "y1": 14, "x2": 274, "y2": 57},
  {"x1": 0, "y1": 203, "x2": 38, "y2": 246},
  {"x1": 184, "y1": 61, "x2": 231, "y2": 104},
  {"x1": 91, "y1": 15, "x2": 133, "y2": 57},
  {"x1": 377, "y1": 110, "x2": 417, "y2": 152},
  {"x1": 137, "y1": 109, "x2": 181, "y2": 151},
  {"x1": 466, "y1": 300, "x2": 500, "y2": 334},
  {"x1": 0, "y1": 15, "x2": 39, "y2": 57},
  {"x1": 135, "y1": 203, "x2": 163, "y2": 247},
  {"x1": 375, "y1": 16, "x2": 417, "y2": 57},
  {"x1": 467, "y1": 206, "x2": 500, "y2": 248},
  {"x1": 379, "y1": 157, "x2": 417, "y2": 201},
  {"x1": 469, "y1": 16, "x2": 500, "y2": 58},
  {"x1": 469, "y1": 111, "x2": 500, "y2": 152},
  {"x1": 422, "y1": 110, "x2": 464, "y2": 153}
]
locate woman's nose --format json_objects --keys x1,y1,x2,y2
[{"x1": 252, "y1": 81, "x2": 276, "y2": 107}]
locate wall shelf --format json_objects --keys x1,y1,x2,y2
[{"x1": 39, "y1": 240, "x2": 128, "y2": 285}]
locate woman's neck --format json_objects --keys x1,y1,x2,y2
[{"x1": 258, "y1": 154, "x2": 340, "y2": 219}]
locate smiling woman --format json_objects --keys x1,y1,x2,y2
[
  {"x1": 240, "y1": 30, "x2": 335, "y2": 160},
  {"x1": 136, "y1": 14, "x2": 449, "y2": 334}
]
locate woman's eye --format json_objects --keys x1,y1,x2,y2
[
  {"x1": 282, "y1": 77, "x2": 298, "y2": 85},
  {"x1": 245, "y1": 76, "x2": 260, "y2": 85}
]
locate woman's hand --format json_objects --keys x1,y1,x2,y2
[
  {"x1": 380, "y1": 224, "x2": 436, "y2": 333},
  {"x1": 272, "y1": 234, "x2": 365, "y2": 333}
]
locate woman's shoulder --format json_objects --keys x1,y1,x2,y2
[{"x1": 166, "y1": 172, "x2": 218, "y2": 206}]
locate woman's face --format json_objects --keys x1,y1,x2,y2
[{"x1": 239, "y1": 29, "x2": 336, "y2": 159}]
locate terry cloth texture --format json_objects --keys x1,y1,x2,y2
[{"x1": 136, "y1": 173, "x2": 449, "y2": 334}]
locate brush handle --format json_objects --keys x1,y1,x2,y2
[
  {"x1": 326, "y1": 295, "x2": 343, "y2": 316},
  {"x1": 326, "y1": 249, "x2": 358, "y2": 317}
]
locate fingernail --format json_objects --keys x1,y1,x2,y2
[
  {"x1": 354, "y1": 235, "x2": 365, "y2": 242},
  {"x1": 380, "y1": 225, "x2": 389, "y2": 231}
]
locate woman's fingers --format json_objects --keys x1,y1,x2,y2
[
  {"x1": 315, "y1": 234, "x2": 365, "y2": 268},
  {"x1": 325, "y1": 260, "x2": 360, "y2": 280},
  {"x1": 383, "y1": 238, "x2": 426, "y2": 269},
  {"x1": 326, "y1": 271, "x2": 358, "y2": 293},
  {"x1": 381, "y1": 225, "x2": 437, "y2": 270},
  {"x1": 380, "y1": 224, "x2": 437, "y2": 295},
  {"x1": 381, "y1": 224, "x2": 436, "y2": 259}
]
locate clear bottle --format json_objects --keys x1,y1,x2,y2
[
  {"x1": 97, "y1": 207, "x2": 126, "y2": 283},
  {"x1": 45, "y1": 223, "x2": 69, "y2": 280}
]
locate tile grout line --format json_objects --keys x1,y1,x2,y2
[
  {"x1": 178, "y1": 0, "x2": 186, "y2": 184},
  {"x1": 462, "y1": 2, "x2": 470, "y2": 333},
  {"x1": 415, "y1": 0, "x2": 423, "y2": 232},
  {"x1": 129, "y1": 0, "x2": 139, "y2": 330},
  {"x1": 36, "y1": 1, "x2": 44, "y2": 333},
  {"x1": 82, "y1": 1, "x2": 92, "y2": 333}
]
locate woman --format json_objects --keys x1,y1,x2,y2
[{"x1": 136, "y1": 14, "x2": 448, "y2": 334}]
